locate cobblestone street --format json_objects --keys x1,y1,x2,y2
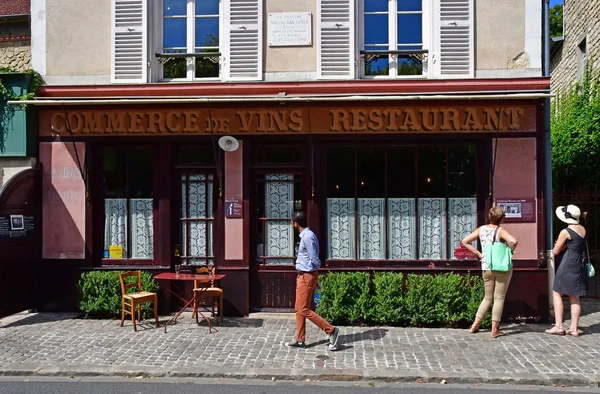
[{"x1": 1, "y1": 301, "x2": 600, "y2": 387}]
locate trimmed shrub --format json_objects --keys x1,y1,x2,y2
[
  {"x1": 78, "y1": 270, "x2": 159, "y2": 319},
  {"x1": 316, "y1": 272, "x2": 373, "y2": 325},
  {"x1": 372, "y1": 272, "x2": 407, "y2": 325},
  {"x1": 319, "y1": 271, "x2": 491, "y2": 328}
]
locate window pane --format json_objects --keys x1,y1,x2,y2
[
  {"x1": 358, "y1": 198, "x2": 386, "y2": 259},
  {"x1": 103, "y1": 147, "x2": 127, "y2": 198},
  {"x1": 398, "y1": 0, "x2": 422, "y2": 11},
  {"x1": 196, "y1": 0, "x2": 219, "y2": 15},
  {"x1": 195, "y1": 57, "x2": 220, "y2": 78},
  {"x1": 129, "y1": 148, "x2": 154, "y2": 198},
  {"x1": 328, "y1": 198, "x2": 356, "y2": 259},
  {"x1": 364, "y1": 46, "x2": 390, "y2": 76},
  {"x1": 163, "y1": 57, "x2": 187, "y2": 79},
  {"x1": 327, "y1": 147, "x2": 354, "y2": 197},
  {"x1": 397, "y1": 56, "x2": 423, "y2": 76},
  {"x1": 448, "y1": 145, "x2": 477, "y2": 197},
  {"x1": 419, "y1": 198, "x2": 446, "y2": 259},
  {"x1": 129, "y1": 199, "x2": 154, "y2": 258},
  {"x1": 388, "y1": 147, "x2": 415, "y2": 197},
  {"x1": 365, "y1": 0, "x2": 388, "y2": 12},
  {"x1": 179, "y1": 146, "x2": 215, "y2": 164},
  {"x1": 418, "y1": 147, "x2": 445, "y2": 197},
  {"x1": 264, "y1": 174, "x2": 295, "y2": 265},
  {"x1": 164, "y1": 0, "x2": 187, "y2": 16},
  {"x1": 397, "y1": 14, "x2": 422, "y2": 44},
  {"x1": 357, "y1": 147, "x2": 385, "y2": 198},
  {"x1": 195, "y1": 17, "x2": 219, "y2": 46},
  {"x1": 164, "y1": 18, "x2": 187, "y2": 48},
  {"x1": 364, "y1": 14, "x2": 389, "y2": 44},
  {"x1": 257, "y1": 146, "x2": 303, "y2": 164}
]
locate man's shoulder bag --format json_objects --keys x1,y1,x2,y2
[{"x1": 484, "y1": 227, "x2": 513, "y2": 272}]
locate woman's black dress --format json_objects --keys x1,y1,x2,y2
[{"x1": 553, "y1": 228, "x2": 588, "y2": 296}]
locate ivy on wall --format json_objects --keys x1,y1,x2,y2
[
  {"x1": 551, "y1": 68, "x2": 600, "y2": 189},
  {"x1": 0, "y1": 67, "x2": 42, "y2": 101}
]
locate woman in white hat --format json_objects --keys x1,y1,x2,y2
[{"x1": 546, "y1": 204, "x2": 588, "y2": 337}]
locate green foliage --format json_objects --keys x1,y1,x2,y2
[
  {"x1": 316, "y1": 272, "x2": 373, "y2": 325},
  {"x1": 78, "y1": 271, "x2": 159, "y2": 319},
  {"x1": 0, "y1": 68, "x2": 43, "y2": 101},
  {"x1": 372, "y1": 272, "x2": 407, "y2": 325},
  {"x1": 551, "y1": 69, "x2": 600, "y2": 189},
  {"x1": 318, "y1": 271, "x2": 490, "y2": 328},
  {"x1": 549, "y1": 5, "x2": 563, "y2": 39}
]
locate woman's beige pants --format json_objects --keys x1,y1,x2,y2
[{"x1": 476, "y1": 269, "x2": 513, "y2": 322}]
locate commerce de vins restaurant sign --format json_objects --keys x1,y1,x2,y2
[{"x1": 40, "y1": 102, "x2": 537, "y2": 136}]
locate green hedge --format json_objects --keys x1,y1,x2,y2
[
  {"x1": 78, "y1": 271, "x2": 159, "y2": 319},
  {"x1": 317, "y1": 271, "x2": 491, "y2": 328}
]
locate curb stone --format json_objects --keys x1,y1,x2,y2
[{"x1": 0, "y1": 365, "x2": 599, "y2": 387}]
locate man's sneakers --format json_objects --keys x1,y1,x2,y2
[
  {"x1": 285, "y1": 340, "x2": 308, "y2": 349},
  {"x1": 327, "y1": 327, "x2": 340, "y2": 351}
]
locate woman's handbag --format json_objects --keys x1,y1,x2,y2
[
  {"x1": 585, "y1": 239, "x2": 595, "y2": 278},
  {"x1": 484, "y1": 227, "x2": 513, "y2": 272}
]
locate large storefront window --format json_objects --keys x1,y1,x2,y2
[
  {"x1": 103, "y1": 147, "x2": 154, "y2": 259},
  {"x1": 326, "y1": 145, "x2": 476, "y2": 261}
]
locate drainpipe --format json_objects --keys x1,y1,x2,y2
[{"x1": 542, "y1": 0, "x2": 554, "y2": 317}]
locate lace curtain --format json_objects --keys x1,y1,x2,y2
[
  {"x1": 104, "y1": 198, "x2": 154, "y2": 259},
  {"x1": 418, "y1": 198, "x2": 447, "y2": 260},
  {"x1": 327, "y1": 198, "x2": 355, "y2": 259},
  {"x1": 181, "y1": 174, "x2": 213, "y2": 265},
  {"x1": 388, "y1": 198, "x2": 416, "y2": 259},
  {"x1": 449, "y1": 197, "x2": 477, "y2": 259},
  {"x1": 358, "y1": 198, "x2": 386, "y2": 260},
  {"x1": 264, "y1": 174, "x2": 294, "y2": 265},
  {"x1": 105, "y1": 199, "x2": 127, "y2": 257}
]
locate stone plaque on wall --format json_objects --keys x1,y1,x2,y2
[{"x1": 268, "y1": 12, "x2": 312, "y2": 47}]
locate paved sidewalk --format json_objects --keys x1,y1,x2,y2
[{"x1": 2, "y1": 301, "x2": 600, "y2": 387}]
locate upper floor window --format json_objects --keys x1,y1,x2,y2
[
  {"x1": 161, "y1": 0, "x2": 221, "y2": 80},
  {"x1": 360, "y1": 0, "x2": 425, "y2": 78}
]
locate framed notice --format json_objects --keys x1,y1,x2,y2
[
  {"x1": 225, "y1": 198, "x2": 243, "y2": 218},
  {"x1": 495, "y1": 198, "x2": 536, "y2": 223}
]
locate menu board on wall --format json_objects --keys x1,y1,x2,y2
[
  {"x1": 495, "y1": 198, "x2": 536, "y2": 223},
  {"x1": 0, "y1": 215, "x2": 35, "y2": 239}
]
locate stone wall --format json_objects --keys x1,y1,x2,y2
[
  {"x1": 0, "y1": 41, "x2": 31, "y2": 70},
  {"x1": 551, "y1": 0, "x2": 600, "y2": 96}
]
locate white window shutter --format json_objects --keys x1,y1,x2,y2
[
  {"x1": 111, "y1": 0, "x2": 148, "y2": 83},
  {"x1": 224, "y1": 0, "x2": 263, "y2": 81},
  {"x1": 317, "y1": 0, "x2": 355, "y2": 79},
  {"x1": 436, "y1": 0, "x2": 473, "y2": 78}
]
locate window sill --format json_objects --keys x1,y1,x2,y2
[{"x1": 101, "y1": 259, "x2": 165, "y2": 267}]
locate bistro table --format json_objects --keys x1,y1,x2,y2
[{"x1": 154, "y1": 272, "x2": 226, "y2": 333}]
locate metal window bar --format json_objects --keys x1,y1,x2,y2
[{"x1": 360, "y1": 49, "x2": 428, "y2": 64}]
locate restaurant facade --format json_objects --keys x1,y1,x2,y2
[{"x1": 1, "y1": 0, "x2": 552, "y2": 319}]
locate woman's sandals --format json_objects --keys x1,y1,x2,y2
[{"x1": 545, "y1": 327, "x2": 566, "y2": 335}]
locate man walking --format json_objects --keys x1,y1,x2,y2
[{"x1": 286, "y1": 211, "x2": 340, "y2": 350}]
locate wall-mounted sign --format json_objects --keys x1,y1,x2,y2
[
  {"x1": 495, "y1": 197, "x2": 536, "y2": 223},
  {"x1": 225, "y1": 198, "x2": 243, "y2": 218},
  {"x1": 41, "y1": 103, "x2": 537, "y2": 137},
  {"x1": 268, "y1": 12, "x2": 312, "y2": 46}
]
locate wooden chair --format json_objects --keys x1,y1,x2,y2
[
  {"x1": 193, "y1": 266, "x2": 224, "y2": 323},
  {"x1": 119, "y1": 271, "x2": 159, "y2": 332}
]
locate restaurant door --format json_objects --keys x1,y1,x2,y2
[
  {"x1": 250, "y1": 170, "x2": 308, "y2": 310},
  {"x1": 173, "y1": 171, "x2": 217, "y2": 268}
]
